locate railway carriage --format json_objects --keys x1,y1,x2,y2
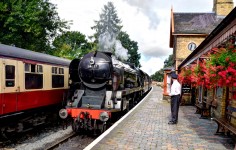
[{"x1": 0, "y1": 44, "x2": 70, "y2": 136}]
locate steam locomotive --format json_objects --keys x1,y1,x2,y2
[{"x1": 59, "y1": 51, "x2": 151, "y2": 133}]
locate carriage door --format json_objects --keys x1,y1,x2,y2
[{"x1": 2, "y1": 59, "x2": 19, "y2": 114}]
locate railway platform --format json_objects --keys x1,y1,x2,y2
[{"x1": 85, "y1": 86, "x2": 235, "y2": 150}]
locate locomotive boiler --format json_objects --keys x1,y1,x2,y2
[{"x1": 59, "y1": 51, "x2": 151, "y2": 133}]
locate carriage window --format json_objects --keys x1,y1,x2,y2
[
  {"x1": 52, "y1": 67, "x2": 57, "y2": 74},
  {"x1": 25, "y1": 64, "x2": 43, "y2": 89},
  {"x1": 25, "y1": 73, "x2": 43, "y2": 89},
  {"x1": 59, "y1": 68, "x2": 64, "y2": 74},
  {"x1": 5, "y1": 65, "x2": 15, "y2": 87},
  {"x1": 31, "y1": 64, "x2": 36, "y2": 73},
  {"x1": 37, "y1": 65, "x2": 43, "y2": 73},
  {"x1": 52, "y1": 75, "x2": 64, "y2": 88},
  {"x1": 25, "y1": 63, "x2": 30, "y2": 72}
]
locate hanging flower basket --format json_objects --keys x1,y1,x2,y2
[{"x1": 179, "y1": 40, "x2": 236, "y2": 88}]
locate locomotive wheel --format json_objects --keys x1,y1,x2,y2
[
  {"x1": 0, "y1": 130, "x2": 16, "y2": 140},
  {"x1": 101, "y1": 122, "x2": 107, "y2": 133},
  {"x1": 93, "y1": 120, "x2": 98, "y2": 136},
  {"x1": 72, "y1": 112, "x2": 88, "y2": 133},
  {"x1": 72, "y1": 120, "x2": 79, "y2": 132}
]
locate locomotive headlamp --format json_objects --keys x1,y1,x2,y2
[
  {"x1": 67, "y1": 101, "x2": 72, "y2": 107},
  {"x1": 87, "y1": 103, "x2": 91, "y2": 108},
  {"x1": 90, "y1": 57, "x2": 95, "y2": 65},
  {"x1": 99, "y1": 111, "x2": 109, "y2": 122},
  {"x1": 59, "y1": 109, "x2": 68, "y2": 119},
  {"x1": 69, "y1": 79, "x2": 72, "y2": 84}
]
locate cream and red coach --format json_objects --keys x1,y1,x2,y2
[{"x1": 0, "y1": 44, "x2": 70, "y2": 136}]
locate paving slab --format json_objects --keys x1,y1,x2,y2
[{"x1": 90, "y1": 86, "x2": 235, "y2": 150}]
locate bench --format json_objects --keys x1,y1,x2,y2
[
  {"x1": 195, "y1": 103, "x2": 210, "y2": 119},
  {"x1": 213, "y1": 106, "x2": 236, "y2": 136},
  {"x1": 195, "y1": 96, "x2": 212, "y2": 119}
]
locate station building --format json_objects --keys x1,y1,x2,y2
[
  {"x1": 163, "y1": 0, "x2": 235, "y2": 105},
  {"x1": 178, "y1": 5, "x2": 236, "y2": 123}
]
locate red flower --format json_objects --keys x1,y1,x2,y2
[
  {"x1": 229, "y1": 62, "x2": 235, "y2": 67},
  {"x1": 234, "y1": 82, "x2": 236, "y2": 87},
  {"x1": 225, "y1": 57, "x2": 230, "y2": 62}
]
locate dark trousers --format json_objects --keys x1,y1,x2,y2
[{"x1": 170, "y1": 95, "x2": 180, "y2": 123}]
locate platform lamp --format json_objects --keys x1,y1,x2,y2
[{"x1": 164, "y1": 60, "x2": 168, "y2": 67}]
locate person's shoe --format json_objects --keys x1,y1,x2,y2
[{"x1": 168, "y1": 121, "x2": 176, "y2": 125}]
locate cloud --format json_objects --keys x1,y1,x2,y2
[
  {"x1": 172, "y1": 0, "x2": 213, "y2": 12},
  {"x1": 50, "y1": 0, "x2": 236, "y2": 75},
  {"x1": 140, "y1": 46, "x2": 171, "y2": 58},
  {"x1": 140, "y1": 57, "x2": 164, "y2": 75},
  {"x1": 122, "y1": 0, "x2": 160, "y2": 29}
]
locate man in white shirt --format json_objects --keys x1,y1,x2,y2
[{"x1": 168, "y1": 73, "x2": 181, "y2": 125}]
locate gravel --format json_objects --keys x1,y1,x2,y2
[{"x1": 14, "y1": 127, "x2": 73, "y2": 150}]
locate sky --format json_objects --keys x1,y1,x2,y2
[{"x1": 50, "y1": 0, "x2": 236, "y2": 75}]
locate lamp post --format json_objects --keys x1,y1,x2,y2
[{"x1": 164, "y1": 60, "x2": 168, "y2": 67}]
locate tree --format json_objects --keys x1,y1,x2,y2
[
  {"x1": 51, "y1": 31, "x2": 95, "y2": 59},
  {"x1": 151, "y1": 54, "x2": 173, "y2": 81},
  {"x1": 91, "y1": 2, "x2": 122, "y2": 43},
  {"x1": 0, "y1": 0, "x2": 68, "y2": 52},
  {"x1": 164, "y1": 54, "x2": 173, "y2": 68},
  {"x1": 151, "y1": 69, "x2": 164, "y2": 82},
  {"x1": 118, "y1": 31, "x2": 141, "y2": 67},
  {"x1": 91, "y1": 2, "x2": 141, "y2": 66}
]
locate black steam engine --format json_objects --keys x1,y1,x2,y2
[{"x1": 59, "y1": 51, "x2": 151, "y2": 133}]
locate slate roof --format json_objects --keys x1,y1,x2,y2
[
  {"x1": 173, "y1": 13, "x2": 224, "y2": 34},
  {"x1": 178, "y1": 7, "x2": 236, "y2": 69}
]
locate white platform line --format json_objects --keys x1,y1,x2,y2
[{"x1": 83, "y1": 87, "x2": 153, "y2": 150}]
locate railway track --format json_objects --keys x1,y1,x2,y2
[{"x1": 45, "y1": 132, "x2": 77, "y2": 150}]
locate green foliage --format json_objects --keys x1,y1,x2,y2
[
  {"x1": 163, "y1": 54, "x2": 173, "y2": 68},
  {"x1": 151, "y1": 54, "x2": 173, "y2": 82},
  {"x1": 0, "y1": 0, "x2": 68, "y2": 52},
  {"x1": 51, "y1": 31, "x2": 95, "y2": 59},
  {"x1": 118, "y1": 31, "x2": 141, "y2": 67},
  {"x1": 91, "y1": 2, "x2": 122, "y2": 42},
  {"x1": 210, "y1": 45, "x2": 236, "y2": 67},
  {"x1": 151, "y1": 69, "x2": 164, "y2": 82},
  {"x1": 91, "y1": 2, "x2": 140, "y2": 67}
]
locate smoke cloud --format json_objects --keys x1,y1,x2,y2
[{"x1": 98, "y1": 31, "x2": 129, "y2": 61}]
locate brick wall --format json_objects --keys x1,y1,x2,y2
[
  {"x1": 213, "y1": 0, "x2": 234, "y2": 16},
  {"x1": 212, "y1": 87, "x2": 227, "y2": 118},
  {"x1": 175, "y1": 36, "x2": 206, "y2": 69},
  {"x1": 207, "y1": 89, "x2": 214, "y2": 109}
]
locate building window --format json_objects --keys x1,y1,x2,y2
[
  {"x1": 5, "y1": 65, "x2": 15, "y2": 87},
  {"x1": 52, "y1": 67, "x2": 64, "y2": 88},
  {"x1": 25, "y1": 63, "x2": 43, "y2": 89}
]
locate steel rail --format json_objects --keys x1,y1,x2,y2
[{"x1": 44, "y1": 132, "x2": 77, "y2": 150}]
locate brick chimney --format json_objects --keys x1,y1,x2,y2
[{"x1": 213, "y1": 0, "x2": 234, "y2": 16}]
